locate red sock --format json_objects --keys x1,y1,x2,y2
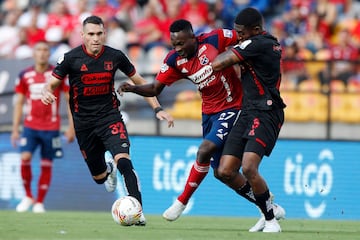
[
  {"x1": 20, "y1": 160, "x2": 32, "y2": 198},
  {"x1": 37, "y1": 159, "x2": 53, "y2": 203},
  {"x1": 178, "y1": 161, "x2": 210, "y2": 205}
]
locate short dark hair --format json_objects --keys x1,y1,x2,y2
[
  {"x1": 83, "y1": 15, "x2": 104, "y2": 27},
  {"x1": 235, "y1": 7, "x2": 263, "y2": 28},
  {"x1": 169, "y1": 19, "x2": 193, "y2": 33}
]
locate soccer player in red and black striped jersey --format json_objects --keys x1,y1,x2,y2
[
  {"x1": 212, "y1": 8, "x2": 287, "y2": 232},
  {"x1": 12, "y1": 41, "x2": 75, "y2": 213},
  {"x1": 41, "y1": 15, "x2": 174, "y2": 225}
]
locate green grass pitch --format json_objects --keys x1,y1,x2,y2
[{"x1": 0, "y1": 210, "x2": 359, "y2": 240}]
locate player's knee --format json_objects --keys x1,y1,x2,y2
[
  {"x1": 216, "y1": 166, "x2": 236, "y2": 183},
  {"x1": 196, "y1": 148, "x2": 212, "y2": 165},
  {"x1": 242, "y1": 165, "x2": 257, "y2": 180}
]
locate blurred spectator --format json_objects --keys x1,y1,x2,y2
[
  {"x1": 0, "y1": 10, "x2": 20, "y2": 58},
  {"x1": 318, "y1": 28, "x2": 359, "y2": 86},
  {"x1": 312, "y1": 0, "x2": 338, "y2": 30},
  {"x1": 129, "y1": 0, "x2": 168, "y2": 52},
  {"x1": 18, "y1": 2, "x2": 47, "y2": 48},
  {"x1": 68, "y1": 0, "x2": 92, "y2": 47},
  {"x1": 215, "y1": 0, "x2": 272, "y2": 29},
  {"x1": 178, "y1": 0, "x2": 212, "y2": 34},
  {"x1": 158, "y1": 0, "x2": 181, "y2": 47},
  {"x1": 303, "y1": 11, "x2": 331, "y2": 54},
  {"x1": 282, "y1": 2, "x2": 308, "y2": 37},
  {"x1": 92, "y1": 0, "x2": 117, "y2": 23},
  {"x1": 106, "y1": 16, "x2": 127, "y2": 51},
  {"x1": 17, "y1": 1, "x2": 47, "y2": 30},
  {"x1": 281, "y1": 37, "x2": 310, "y2": 86},
  {"x1": 13, "y1": 27, "x2": 33, "y2": 59},
  {"x1": 44, "y1": 26, "x2": 71, "y2": 64},
  {"x1": 270, "y1": 18, "x2": 287, "y2": 42},
  {"x1": 115, "y1": 0, "x2": 139, "y2": 31},
  {"x1": 46, "y1": 1, "x2": 75, "y2": 43}
]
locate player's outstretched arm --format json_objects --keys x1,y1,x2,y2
[{"x1": 121, "y1": 73, "x2": 174, "y2": 128}]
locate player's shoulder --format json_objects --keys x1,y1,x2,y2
[
  {"x1": 19, "y1": 66, "x2": 35, "y2": 78},
  {"x1": 104, "y1": 45, "x2": 126, "y2": 55},
  {"x1": 163, "y1": 49, "x2": 179, "y2": 67}
]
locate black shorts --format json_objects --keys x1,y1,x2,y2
[
  {"x1": 222, "y1": 108, "x2": 284, "y2": 159},
  {"x1": 75, "y1": 113, "x2": 130, "y2": 176}
]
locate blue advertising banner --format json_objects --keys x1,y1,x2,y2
[{"x1": 0, "y1": 133, "x2": 359, "y2": 220}]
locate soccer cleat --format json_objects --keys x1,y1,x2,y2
[
  {"x1": 135, "y1": 212, "x2": 146, "y2": 226},
  {"x1": 33, "y1": 202, "x2": 46, "y2": 213},
  {"x1": 104, "y1": 152, "x2": 117, "y2": 192},
  {"x1": 249, "y1": 203, "x2": 286, "y2": 232},
  {"x1": 263, "y1": 218, "x2": 282, "y2": 233},
  {"x1": 162, "y1": 199, "x2": 186, "y2": 221},
  {"x1": 16, "y1": 197, "x2": 34, "y2": 212}
]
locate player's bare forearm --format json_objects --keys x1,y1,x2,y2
[
  {"x1": 212, "y1": 50, "x2": 239, "y2": 71},
  {"x1": 118, "y1": 83, "x2": 158, "y2": 97}
]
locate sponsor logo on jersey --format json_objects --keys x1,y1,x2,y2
[
  {"x1": 80, "y1": 64, "x2": 88, "y2": 71},
  {"x1": 198, "y1": 45, "x2": 207, "y2": 56},
  {"x1": 188, "y1": 65, "x2": 213, "y2": 84},
  {"x1": 176, "y1": 58, "x2": 187, "y2": 65},
  {"x1": 81, "y1": 72, "x2": 112, "y2": 84},
  {"x1": 160, "y1": 63, "x2": 169, "y2": 73},
  {"x1": 239, "y1": 39, "x2": 252, "y2": 49},
  {"x1": 223, "y1": 29, "x2": 233, "y2": 38},
  {"x1": 181, "y1": 68, "x2": 188, "y2": 73},
  {"x1": 104, "y1": 61, "x2": 113, "y2": 71},
  {"x1": 83, "y1": 85, "x2": 110, "y2": 96}
]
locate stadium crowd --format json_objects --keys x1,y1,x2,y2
[{"x1": 0, "y1": 0, "x2": 359, "y2": 87}]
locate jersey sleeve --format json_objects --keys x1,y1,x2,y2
[
  {"x1": 232, "y1": 38, "x2": 262, "y2": 61},
  {"x1": 217, "y1": 29, "x2": 238, "y2": 52},
  {"x1": 155, "y1": 52, "x2": 184, "y2": 85},
  {"x1": 14, "y1": 73, "x2": 27, "y2": 95},
  {"x1": 117, "y1": 50, "x2": 136, "y2": 77},
  {"x1": 52, "y1": 54, "x2": 71, "y2": 80}
]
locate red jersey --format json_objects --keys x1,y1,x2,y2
[
  {"x1": 15, "y1": 65, "x2": 69, "y2": 130},
  {"x1": 156, "y1": 29, "x2": 242, "y2": 114}
]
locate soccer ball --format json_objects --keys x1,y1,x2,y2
[{"x1": 111, "y1": 196, "x2": 142, "y2": 226}]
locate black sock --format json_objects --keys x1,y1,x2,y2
[
  {"x1": 235, "y1": 181, "x2": 257, "y2": 204},
  {"x1": 254, "y1": 189, "x2": 274, "y2": 220},
  {"x1": 117, "y1": 158, "x2": 142, "y2": 205}
]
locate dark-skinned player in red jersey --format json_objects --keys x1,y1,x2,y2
[
  {"x1": 212, "y1": 8, "x2": 287, "y2": 232},
  {"x1": 119, "y1": 19, "x2": 285, "y2": 231},
  {"x1": 41, "y1": 15, "x2": 174, "y2": 226}
]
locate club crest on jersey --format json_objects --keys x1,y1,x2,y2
[
  {"x1": 104, "y1": 61, "x2": 113, "y2": 70},
  {"x1": 199, "y1": 55, "x2": 209, "y2": 65}
]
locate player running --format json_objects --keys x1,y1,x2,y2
[
  {"x1": 119, "y1": 19, "x2": 285, "y2": 231},
  {"x1": 41, "y1": 15, "x2": 174, "y2": 225}
]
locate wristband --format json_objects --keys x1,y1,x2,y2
[{"x1": 154, "y1": 107, "x2": 163, "y2": 114}]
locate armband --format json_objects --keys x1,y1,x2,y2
[{"x1": 154, "y1": 107, "x2": 163, "y2": 114}]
